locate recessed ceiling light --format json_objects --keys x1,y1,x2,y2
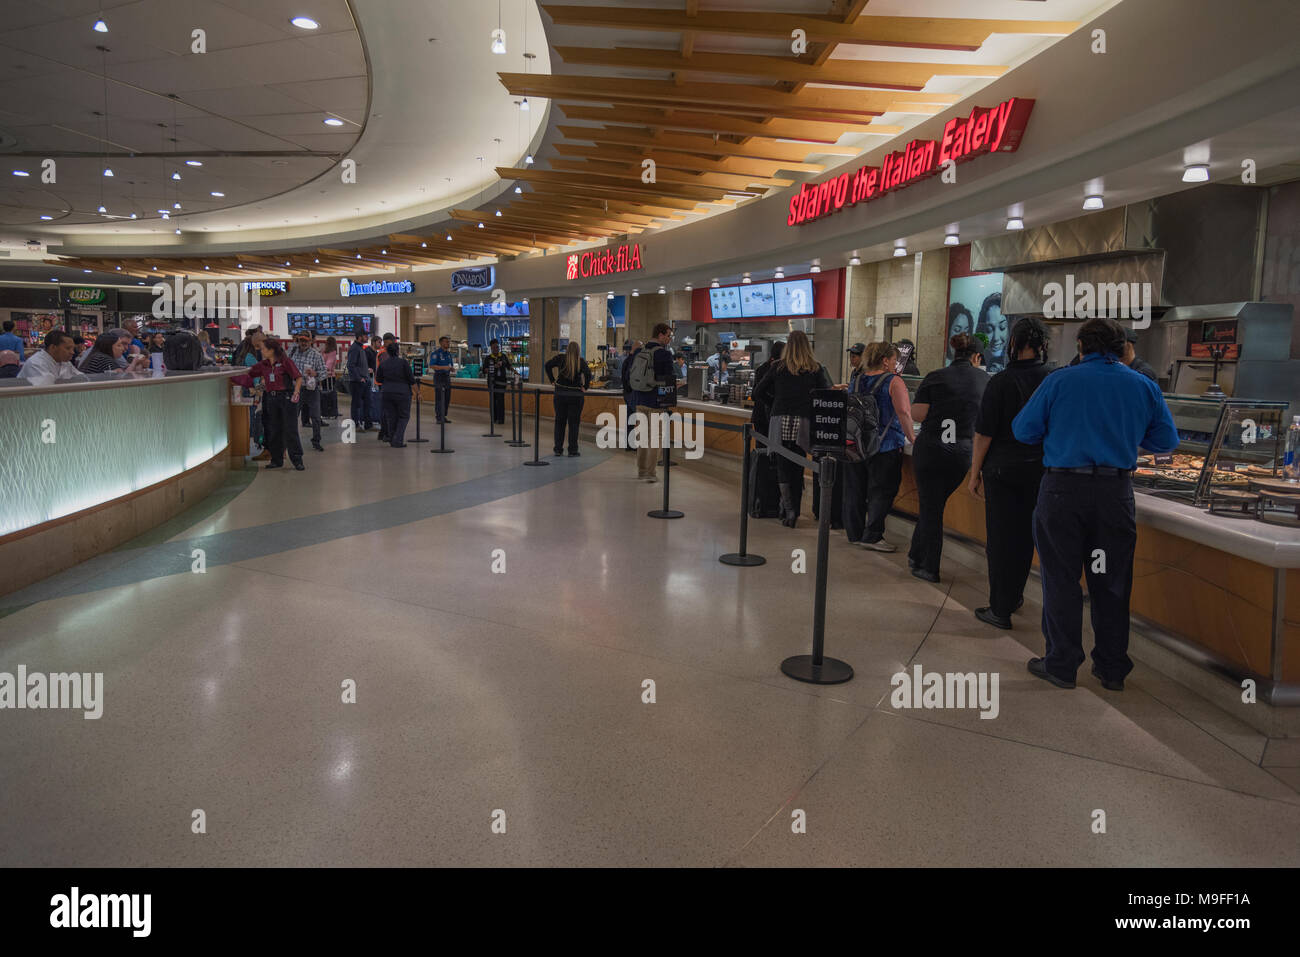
[
  {"x1": 514, "y1": 185, "x2": 522, "y2": 194},
  {"x1": 583, "y1": 295, "x2": 590, "y2": 301},
  {"x1": 446, "y1": 234, "x2": 453, "y2": 241},
  {"x1": 495, "y1": 209, "x2": 502, "y2": 217},
  {"x1": 356, "y1": 253, "x2": 361, "y2": 259},
  {"x1": 171, "y1": 172, "x2": 181, "y2": 180},
  {"x1": 520, "y1": 98, "x2": 529, "y2": 112},
  {"x1": 129, "y1": 212, "x2": 136, "y2": 219},
  {"x1": 12, "y1": 170, "x2": 29, "y2": 177},
  {"x1": 115, "y1": 266, "x2": 121, "y2": 270},
  {"x1": 102, "y1": 167, "x2": 113, "y2": 177},
  {"x1": 809, "y1": 264, "x2": 821, "y2": 273},
  {"x1": 186, "y1": 160, "x2": 202, "y2": 167},
  {"x1": 710, "y1": 280, "x2": 719, "y2": 288},
  {"x1": 323, "y1": 117, "x2": 344, "y2": 127},
  {"x1": 204, "y1": 265, "x2": 209, "y2": 270},
  {"x1": 658, "y1": 287, "x2": 666, "y2": 294},
  {"x1": 1006, "y1": 217, "x2": 1024, "y2": 230},
  {"x1": 50, "y1": 278, "x2": 58, "y2": 282},
  {"x1": 773, "y1": 268, "x2": 784, "y2": 279},
  {"x1": 944, "y1": 233, "x2": 959, "y2": 246},
  {"x1": 210, "y1": 191, "x2": 224, "y2": 197},
  {"x1": 848, "y1": 256, "x2": 861, "y2": 266},
  {"x1": 83, "y1": 268, "x2": 91, "y2": 273},
  {"x1": 684, "y1": 284, "x2": 692, "y2": 291},
  {"x1": 290, "y1": 16, "x2": 319, "y2": 29},
  {"x1": 1182, "y1": 164, "x2": 1210, "y2": 183},
  {"x1": 525, "y1": 154, "x2": 534, "y2": 165},
  {"x1": 491, "y1": 30, "x2": 505, "y2": 55},
  {"x1": 632, "y1": 290, "x2": 639, "y2": 297},
  {"x1": 314, "y1": 258, "x2": 319, "y2": 263},
  {"x1": 420, "y1": 242, "x2": 426, "y2": 248},
  {"x1": 93, "y1": 18, "x2": 108, "y2": 33},
  {"x1": 741, "y1": 275, "x2": 751, "y2": 284},
  {"x1": 607, "y1": 292, "x2": 614, "y2": 299},
  {"x1": 237, "y1": 264, "x2": 243, "y2": 268},
  {"x1": 477, "y1": 222, "x2": 484, "y2": 228},
  {"x1": 40, "y1": 215, "x2": 53, "y2": 220},
  {"x1": 1083, "y1": 194, "x2": 1104, "y2": 210},
  {"x1": 173, "y1": 202, "x2": 181, "y2": 209},
  {"x1": 175, "y1": 228, "x2": 181, "y2": 234},
  {"x1": 98, "y1": 205, "x2": 107, "y2": 213}
]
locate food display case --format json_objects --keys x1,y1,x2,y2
[{"x1": 1132, "y1": 396, "x2": 1291, "y2": 520}]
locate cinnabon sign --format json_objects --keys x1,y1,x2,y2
[
  {"x1": 788, "y1": 96, "x2": 1035, "y2": 227},
  {"x1": 566, "y1": 243, "x2": 643, "y2": 280}
]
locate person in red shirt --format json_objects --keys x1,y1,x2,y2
[{"x1": 232, "y1": 336, "x2": 306, "y2": 470}]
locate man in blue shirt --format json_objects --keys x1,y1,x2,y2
[
  {"x1": 0, "y1": 319, "x2": 24, "y2": 360},
  {"x1": 1013, "y1": 317, "x2": 1178, "y2": 692},
  {"x1": 430, "y1": 335, "x2": 455, "y2": 423}
]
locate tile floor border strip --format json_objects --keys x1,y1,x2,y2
[{"x1": 0, "y1": 452, "x2": 610, "y2": 614}]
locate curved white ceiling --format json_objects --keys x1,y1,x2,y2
[{"x1": 10, "y1": 0, "x2": 549, "y2": 252}]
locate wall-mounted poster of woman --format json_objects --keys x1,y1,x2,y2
[
  {"x1": 976, "y1": 292, "x2": 1009, "y2": 374},
  {"x1": 945, "y1": 302, "x2": 973, "y2": 364}
]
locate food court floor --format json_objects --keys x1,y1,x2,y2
[{"x1": 2, "y1": 407, "x2": 1299, "y2": 867}]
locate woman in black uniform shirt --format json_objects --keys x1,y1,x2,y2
[
  {"x1": 908, "y1": 333, "x2": 987, "y2": 582},
  {"x1": 968, "y1": 317, "x2": 1052, "y2": 629},
  {"x1": 544, "y1": 341, "x2": 592, "y2": 456}
]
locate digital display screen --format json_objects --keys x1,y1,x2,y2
[
  {"x1": 774, "y1": 279, "x2": 814, "y2": 316},
  {"x1": 739, "y1": 282, "x2": 776, "y2": 318},
  {"x1": 288, "y1": 314, "x2": 375, "y2": 336},
  {"x1": 461, "y1": 301, "x2": 530, "y2": 317},
  {"x1": 709, "y1": 286, "x2": 741, "y2": 319}
]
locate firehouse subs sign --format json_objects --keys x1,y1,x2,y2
[
  {"x1": 566, "y1": 243, "x2": 643, "y2": 280},
  {"x1": 787, "y1": 97, "x2": 1035, "y2": 227}
]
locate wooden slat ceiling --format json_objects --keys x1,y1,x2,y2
[{"x1": 53, "y1": 2, "x2": 1078, "y2": 279}]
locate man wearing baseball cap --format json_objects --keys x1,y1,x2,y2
[
  {"x1": 842, "y1": 342, "x2": 866, "y2": 391},
  {"x1": 1122, "y1": 328, "x2": 1158, "y2": 382}
]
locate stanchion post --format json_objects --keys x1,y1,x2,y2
[
  {"x1": 648, "y1": 434, "x2": 684, "y2": 519},
  {"x1": 409, "y1": 381, "x2": 429, "y2": 443},
  {"x1": 430, "y1": 381, "x2": 454, "y2": 453},
  {"x1": 482, "y1": 381, "x2": 498, "y2": 438},
  {"x1": 523, "y1": 385, "x2": 549, "y2": 467},
  {"x1": 780, "y1": 455, "x2": 853, "y2": 684},
  {"x1": 506, "y1": 376, "x2": 528, "y2": 447},
  {"x1": 720, "y1": 422, "x2": 765, "y2": 566}
]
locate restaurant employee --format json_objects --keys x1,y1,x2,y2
[
  {"x1": 482, "y1": 339, "x2": 514, "y2": 425},
  {"x1": 1012, "y1": 317, "x2": 1178, "y2": 692},
  {"x1": 232, "y1": 336, "x2": 305, "y2": 471}
]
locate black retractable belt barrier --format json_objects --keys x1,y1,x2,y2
[
  {"x1": 409, "y1": 381, "x2": 428, "y2": 443},
  {"x1": 720, "y1": 422, "x2": 766, "y2": 566},
  {"x1": 506, "y1": 377, "x2": 528, "y2": 447},
  {"x1": 482, "y1": 381, "x2": 499, "y2": 438},
  {"x1": 780, "y1": 455, "x2": 853, "y2": 685},
  {"x1": 522, "y1": 386, "x2": 550, "y2": 467},
  {"x1": 430, "y1": 381, "x2": 454, "y2": 453},
  {"x1": 648, "y1": 441, "x2": 684, "y2": 519}
]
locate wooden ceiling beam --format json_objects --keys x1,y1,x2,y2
[
  {"x1": 557, "y1": 125, "x2": 854, "y2": 163},
  {"x1": 510, "y1": 193, "x2": 689, "y2": 221},
  {"x1": 499, "y1": 73, "x2": 957, "y2": 119},
  {"x1": 553, "y1": 46, "x2": 1009, "y2": 90},
  {"x1": 540, "y1": 5, "x2": 1079, "y2": 52},
  {"x1": 558, "y1": 104, "x2": 895, "y2": 141},
  {"x1": 519, "y1": 183, "x2": 704, "y2": 213},
  {"x1": 506, "y1": 197, "x2": 663, "y2": 227},
  {"x1": 546, "y1": 156, "x2": 791, "y2": 191},
  {"x1": 552, "y1": 141, "x2": 825, "y2": 177},
  {"x1": 499, "y1": 165, "x2": 756, "y2": 202},
  {"x1": 492, "y1": 204, "x2": 656, "y2": 232}
]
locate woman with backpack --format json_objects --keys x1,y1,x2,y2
[
  {"x1": 908, "y1": 333, "x2": 988, "y2": 582},
  {"x1": 545, "y1": 341, "x2": 593, "y2": 456},
  {"x1": 843, "y1": 342, "x2": 915, "y2": 550},
  {"x1": 750, "y1": 330, "x2": 832, "y2": 528}
]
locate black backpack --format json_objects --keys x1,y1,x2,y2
[{"x1": 844, "y1": 373, "x2": 895, "y2": 464}]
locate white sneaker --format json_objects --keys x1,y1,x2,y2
[{"x1": 645, "y1": 474, "x2": 658, "y2": 483}]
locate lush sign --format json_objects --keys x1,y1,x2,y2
[
  {"x1": 566, "y1": 243, "x2": 643, "y2": 280},
  {"x1": 788, "y1": 97, "x2": 1034, "y2": 226},
  {"x1": 451, "y1": 266, "x2": 495, "y2": 292},
  {"x1": 340, "y1": 278, "x2": 414, "y2": 297},
  {"x1": 66, "y1": 287, "x2": 106, "y2": 305}
]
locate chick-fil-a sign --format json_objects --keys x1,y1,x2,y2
[
  {"x1": 788, "y1": 96, "x2": 1035, "y2": 227},
  {"x1": 566, "y1": 243, "x2": 644, "y2": 279}
]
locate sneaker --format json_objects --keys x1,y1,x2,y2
[
  {"x1": 1027, "y1": 657, "x2": 1075, "y2": 689},
  {"x1": 312, "y1": 441, "x2": 324, "y2": 452},
  {"x1": 265, "y1": 462, "x2": 283, "y2": 470},
  {"x1": 910, "y1": 567, "x2": 940, "y2": 583},
  {"x1": 292, "y1": 462, "x2": 305, "y2": 471},
  {"x1": 569, "y1": 450, "x2": 581, "y2": 457},
  {"x1": 553, "y1": 448, "x2": 564, "y2": 456},
  {"x1": 858, "y1": 538, "x2": 897, "y2": 553},
  {"x1": 645, "y1": 474, "x2": 658, "y2": 483}
]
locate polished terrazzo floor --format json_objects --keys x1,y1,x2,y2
[{"x1": 2, "y1": 409, "x2": 1298, "y2": 867}]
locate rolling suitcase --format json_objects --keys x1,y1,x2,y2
[
  {"x1": 748, "y1": 450, "x2": 783, "y2": 519},
  {"x1": 320, "y1": 379, "x2": 339, "y2": 418}
]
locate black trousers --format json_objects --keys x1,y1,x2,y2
[
  {"x1": 1033, "y1": 472, "x2": 1137, "y2": 682},
  {"x1": 263, "y1": 392, "x2": 304, "y2": 466},
  {"x1": 490, "y1": 381, "x2": 506, "y2": 424},
  {"x1": 843, "y1": 447, "x2": 904, "y2": 543},
  {"x1": 908, "y1": 443, "x2": 970, "y2": 577},
  {"x1": 299, "y1": 388, "x2": 322, "y2": 443},
  {"x1": 553, "y1": 393, "x2": 584, "y2": 453},
  {"x1": 774, "y1": 441, "x2": 807, "y2": 516},
  {"x1": 433, "y1": 374, "x2": 451, "y2": 422},
  {"x1": 982, "y1": 462, "x2": 1044, "y2": 617},
  {"x1": 381, "y1": 391, "x2": 411, "y2": 446},
  {"x1": 349, "y1": 379, "x2": 371, "y2": 428}
]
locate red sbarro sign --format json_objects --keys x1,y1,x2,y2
[
  {"x1": 787, "y1": 96, "x2": 1035, "y2": 227},
  {"x1": 566, "y1": 243, "x2": 643, "y2": 279}
]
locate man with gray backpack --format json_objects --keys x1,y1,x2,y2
[
  {"x1": 628, "y1": 323, "x2": 677, "y2": 482},
  {"x1": 842, "y1": 342, "x2": 915, "y2": 550}
]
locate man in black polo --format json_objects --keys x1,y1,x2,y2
[
  {"x1": 482, "y1": 338, "x2": 514, "y2": 425},
  {"x1": 1012, "y1": 317, "x2": 1178, "y2": 692}
]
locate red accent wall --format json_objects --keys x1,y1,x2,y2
[
  {"x1": 947, "y1": 243, "x2": 994, "y2": 280},
  {"x1": 690, "y1": 268, "x2": 845, "y2": 323}
]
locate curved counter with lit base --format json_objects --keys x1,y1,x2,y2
[{"x1": 0, "y1": 369, "x2": 239, "y2": 597}]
